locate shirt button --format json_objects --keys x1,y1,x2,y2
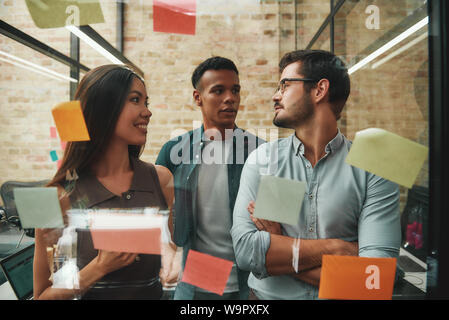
[
  {"x1": 126, "y1": 194, "x2": 131, "y2": 200},
  {"x1": 309, "y1": 227, "x2": 314, "y2": 232},
  {"x1": 135, "y1": 255, "x2": 140, "y2": 262},
  {"x1": 306, "y1": 164, "x2": 310, "y2": 168},
  {"x1": 309, "y1": 194, "x2": 313, "y2": 199}
]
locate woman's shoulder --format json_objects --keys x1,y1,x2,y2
[{"x1": 133, "y1": 157, "x2": 173, "y2": 185}]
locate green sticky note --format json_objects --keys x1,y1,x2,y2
[
  {"x1": 345, "y1": 128, "x2": 428, "y2": 189},
  {"x1": 13, "y1": 187, "x2": 64, "y2": 229},
  {"x1": 254, "y1": 175, "x2": 306, "y2": 226},
  {"x1": 25, "y1": 0, "x2": 105, "y2": 29}
]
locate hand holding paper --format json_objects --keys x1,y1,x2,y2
[{"x1": 345, "y1": 128, "x2": 428, "y2": 188}]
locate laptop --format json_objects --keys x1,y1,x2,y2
[{"x1": 0, "y1": 243, "x2": 34, "y2": 300}]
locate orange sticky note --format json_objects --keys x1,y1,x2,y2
[
  {"x1": 181, "y1": 250, "x2": 233, "y2": 296},
  {"x1": 91, "y1": 228, "x2": 161, "y2": 255},
  {"x1": 51, "y1": 101, "x2": 90, "y2": 142},
  {"x1": 318, "y1": 255, "x2": 397, "y2": 300},
  {"x1": 153, "y1": 0, "x2": 196, "y2": 35}
]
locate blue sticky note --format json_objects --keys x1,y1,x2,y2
[{"x1": 50, "y1": 150, "x2": 58, "y2": 162}]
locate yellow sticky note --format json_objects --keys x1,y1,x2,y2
[
  {"x1": 345, "y1": 128, "x2": 428, "y2": 189},
  {"x1": 319, "y1": 255, "x2": 397, "y2": 300},
  {"x1": 51, "y1": 101, "x2": 90, "y2": 142},
  {"x1": 25, "y1": 0, "x2": 104, "y2": 29}
]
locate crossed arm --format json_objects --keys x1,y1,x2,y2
[{"x1": 246, "y1": 201, "x2": 358, "y2": 287}]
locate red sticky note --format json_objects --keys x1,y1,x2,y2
[
  {"x1": 50, "y1": 126, "x2": 57, "y2": 138},
  {"x1": 153, "y1": 0, "x2": 196, "y2": 35},
  {"x1": 318, "y1": 255, "x2": 397, "y2": 300},
  {"x1": 181, "y1": 250, "x2": 233, "y2": 296},
  {"x1": 91, "y1": 228, "x2": 161, "y2": 255}
]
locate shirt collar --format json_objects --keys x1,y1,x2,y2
[
  {"x1": 192, "y1": 124, "x2": 240, "y2": 145},
  {"x1": 292, "y1": 129, "x2": 344, "y2": 157},
  {"x1": 75, "y1": 157, "x2": 154, "y2": 208}
]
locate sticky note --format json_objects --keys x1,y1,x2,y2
[
  {"x1": 13, "y1": 187, "x2": 64, "y2": 229},
  {"x1": 50, "y1": 150, "x2": 58, "y2": 162},
  {"x1": 253, "y1": 175, "x2": 306, "y2": 225},
  {"x1": 345, "y1": 128, "x2": 428, "y2": 189},
  {"x1": 153, "y1": 0, "x2": 196, "y2": 35},
  {"x1": 25, "y1": 0, "x2": 104, "y2": 29},
  {"x1": 50, "y1": 126, "x2": 57, "y2": 138},
  {"x1": 57, "y1": 159, "x2": 62, "y2": 168},
  {"x1": 91, "y1": 228, "x2": 161, "y2": 255},
  {"x1": 181, "y1": 250, "x2": 233, "y2": 295},
  {"x1": 318, "y1": 255, "x2": 397, "y2": 300},
  {"x1": 51, "y1": 101, "x2": 90, "y2": 142},
  {"x1": 60, "y1": 141, "x2": 67, "y2": 150}
]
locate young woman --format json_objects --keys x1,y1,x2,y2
[{"x1": 33, "y1": 65, "x2": 174, "y2": 300}]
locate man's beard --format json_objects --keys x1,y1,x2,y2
[{"x1": 273, "y1": 94, "x2": 314, "y2": 129}]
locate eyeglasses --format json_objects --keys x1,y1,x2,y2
[{"x1": 275, "y1": 78, "x2": 317, "y2": 95}]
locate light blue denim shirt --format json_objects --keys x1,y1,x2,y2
[{"x1": 231, "y1": 130, "x2": 401, "y2": 300}]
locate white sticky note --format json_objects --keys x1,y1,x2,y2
[
  {"x1": 254, "y1": 175, "x2": 306, "y2": 226},
  {"x1": 13, "y1": 187, "x2": 64, "y2": 228},
  {"x1": 345, "y1": 128, "x2": 428, "y2": 189}
]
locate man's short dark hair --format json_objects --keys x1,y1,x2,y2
[
  {"x1": 279, "y1": 50, "x2": 350, "y2": 119},
  {"x1": 191, "y1": 56, "x2": 239, "y2": 89}
]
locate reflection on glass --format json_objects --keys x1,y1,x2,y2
[{"x1": 333, "y1": 0, "x2": 429, "y2": 298}]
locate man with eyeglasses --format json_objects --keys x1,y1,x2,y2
[{"x1": 231, "y1": 50, "x2": 401, "y2": 299}]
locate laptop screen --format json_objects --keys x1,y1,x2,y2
[{"x1": 0, "y1": 243, "x2": 34, "y2": 300}]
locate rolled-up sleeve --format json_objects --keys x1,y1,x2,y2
[
  {"x1": 231, "y1": 148, "x2": 271, "y2": 279},
  {"x1": 358, "y1": 173, "x2": 401, "y2": 258}
]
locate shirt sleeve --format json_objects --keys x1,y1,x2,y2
[
  {"x1": 231, "y1": 147, "x2": 271, "y2": 279},
  {"x1": 358, "y1": 173, "x2": 401, "y2": 258}
]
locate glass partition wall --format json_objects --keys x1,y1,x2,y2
[{"x1": 1, "y1": 0, "x2": 447, "y2": 299}]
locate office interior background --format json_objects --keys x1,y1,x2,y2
[{"x1": 0, "y1": 0, "x2": 448, "y2": 299}]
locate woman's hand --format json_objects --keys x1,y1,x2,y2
[
  {"x1": 247, "y1": 200, "x2": 282, "y2": 235},
  {"x1": 94, "y1": 250, "x2": 138, "y2": 276}
]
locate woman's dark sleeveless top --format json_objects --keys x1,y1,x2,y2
[{"x1": 68, "y1": 157, "x2": 167, "y2": 300}]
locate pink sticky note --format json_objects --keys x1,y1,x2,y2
[
  {"x1": 91, "y1": 228, "x2": 161, "y2": 255},
  {"x1": 181, "y1": 250, "x2": 233, "y2": 295},
  {"x1": 57, "y1": 159, "x2": 62, "y2": 168},
  {"x1": 50, "y1": 126, "x2": 57, "y2": 138},
  {"x1": 153, "y1": 0, "x2": 196, "y2": 35},
  {"x1": 60, "y1": 141, "x2": 67, "y2": 150}
]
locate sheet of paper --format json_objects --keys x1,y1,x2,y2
[
  {"x1": 13, "y1": 187, "x2": 64, "y2": 229},
  {"x1": 89, "y1": 211, "x2": 163, "y2": 229},
  {"x1": 318, "y1": 255, "x2": 397, "y2": 300},
  {"x1": 91, "y1": 228, "x2": 161, "y2": 255},
  {"x1": 51, "y1": 101, "x2": 90, "y2": 142},
  {"x1": 253, "y1": 175, "x2": 306, "y2": 226},
  {"x1": 153, "y1": 0, "x2": 196, "y2": 35},
  {"x1": 181, "y1": 250, "x2": 233, "y2": 296},
  {"x1": 25, "y1": 0, "x2": 104, "y2": 29},
  {"x1": 345, "y1": 128, "x2": 428, "y2": 189}
]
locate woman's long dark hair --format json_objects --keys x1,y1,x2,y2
[{"x1": 48, "y1": 65, "x2": 145, "y2": 188}]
